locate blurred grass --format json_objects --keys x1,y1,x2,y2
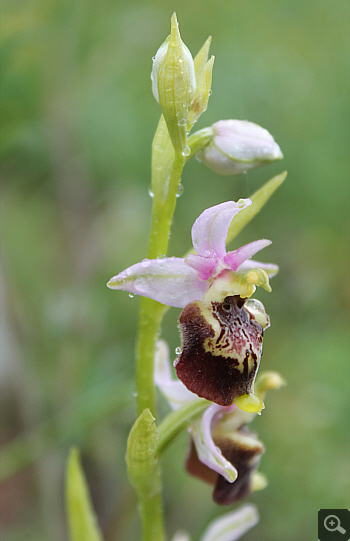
[{"x1": 0, "y1": 0, "x2": 349, "y2": 540}]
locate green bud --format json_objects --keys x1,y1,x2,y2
[
  {"x1": 151, "y1": 13, "x2": 196, "y2": 154},
  {"x1": 188, "y1": 37, "x2": 215, "y2": 126},
  {"x1": 126, "y1": 409, "x2": 161, "y2": 499},
  {"x1": 255, "y1": 371, "x2": 286, "y2": 400}
]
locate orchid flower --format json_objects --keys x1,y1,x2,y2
[
  {"x1": 108, "y1": 199, "x2": 278, "y2": 410},
  {"x1": 155, "y1": 340, "x2": 285, "y2": 505},
  {"x1": 171, "y1": 503, "x2": 259, "y2": 541},
  {"x1": 107, "y1": 199, "x2": 278, "y2": 309}
]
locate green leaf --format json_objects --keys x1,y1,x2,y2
[
  {"x1": 226, "y1": 171, "x2": 287, "y2": 245},
  {"x1": 66, "y1": 448, "x2": 103, "y2": 541}
]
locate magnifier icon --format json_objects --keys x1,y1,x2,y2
[{"x1": 324, "y1": 515, "x2": 346, "y2": 534}]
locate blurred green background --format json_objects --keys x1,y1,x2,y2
[{"x1": 1, "y1": 0, "x2": 349, "y2": 540}]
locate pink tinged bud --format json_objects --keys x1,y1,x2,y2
[{"x1": 196, "y1": 119, "x2": 283, "y2": 176}]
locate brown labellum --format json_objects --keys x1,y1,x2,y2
[
  {"x1": 174, "y1": 295, "x2": 266, "y2": 406},
  {"x1": 186, "y1": 427, "x2": 264, "y2": 505}
]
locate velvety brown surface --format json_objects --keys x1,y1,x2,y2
[
  {"x1": 185, "y1": 429, "x2": 264, "y2": 505},
  {"x1": 212, "y1": 433, "x2": 264, "y2": 505},
  {"x1": 175, "y1": 297, "x2": 264, "y2": 406}
]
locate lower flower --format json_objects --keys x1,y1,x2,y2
[
  {"x1": 155, "y1": 340, "x2": 285, "y2": 505},
  {"x1": 186, "y1": 403, "x2": 266, "y2": 505}
]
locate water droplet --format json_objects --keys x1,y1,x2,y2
[
  {"x1": 148, "y1": 185, "x2": 154, "y2": 198},
  {"x1": 178, "y1": 118, "x2": 187, "y2": 127},
  {"x1": 128, "y1": 293, "x2": 134, "y2": 298},
  {"x1": 176, "y1": 182, "x2": 184, "y2": 198},
  {"x1": 182, "y1": 145, "x2": 191, "y2": 157},
  {"x1": 157, "y1": 254, "x2": 167, "y2": 259},
  {"x1": 141, "y1": 259, "x2": 150, "y2": 268},
  {"x1": 208, "y1": 89, "x2": 212, "y2": 96},
  {"x1": 175, "y1": 347, "x2": 182, "y2": 355}
]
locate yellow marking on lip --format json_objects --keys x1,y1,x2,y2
[
  {"x1": 235, "y1": 393, "x2": 265, "y2": 414},
  {"x1": 203, "y1": 336, "x2": 257, "y2": 373}
]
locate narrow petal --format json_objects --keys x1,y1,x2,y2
[
  {"x1": 238, "y1": 259, "x2": 279, "y2": 278},
  {"x1": 223, "y1": 239, "x2": 272, "y2": 271},
  {"x1": 191, "y1": 200, "x2": 252, "y2": 258},
  {"x1": 107, "y1": 257, "x2": 208, "y2": 308},
  {"x1": 185, "y1": 254, "x2": 218, "y2": 280},
  {"x1": 190, "y1": 404, "x2": 238, "y2": 483},
  {"x1": 154, "y1": 340, "x2": 197, "y2": 410},
  {"x1": 200, "y1": 504, "x2": 259, "y2": 541}
]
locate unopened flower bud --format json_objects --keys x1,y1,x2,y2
[
  {"x1": 188, "y1": 37, "x2": 215, "y2": 126},
  {"x1": 196, "y1": 119, "x2": 283, "y2": 176},
  {"x1": 151, "y1": 13, "x2": 196, "y2": 154}
]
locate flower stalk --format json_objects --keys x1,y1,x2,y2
[
  {"x1": 134, "y1": 102, "x2": 186, "y2": 541},
  {"x1": 136, "y1": 118, "x2": 185, "y2": 417}
]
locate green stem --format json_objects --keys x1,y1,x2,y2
[
  {"x1": 134, "y1": 117, "x2": 185, "y2": 540},
  {"x1": 136, "y1": 152, "x2": 184, "y2": 417},
  {"x1": 136, "y1": 299, "x2": 165, "y2": 417},
  {"x1": 157, "y1": 399, "x2": 209, "y2": 456},
  {"x1": 140, "y1": 493, "x2": 165, "y2": 541},
  {"x1": 187, "y1": 127, "x2": 214, "y2": 159}
]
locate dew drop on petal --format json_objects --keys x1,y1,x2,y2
[
  {"x1": 178, "y1": 118, "x2": 187, "y2": 127},
  {"x1": 128, "y1": 293, "x2": 134, "y2": 298},
  {"x1": 175, "y1": 347, "x2": 182, "y2": 355}
]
